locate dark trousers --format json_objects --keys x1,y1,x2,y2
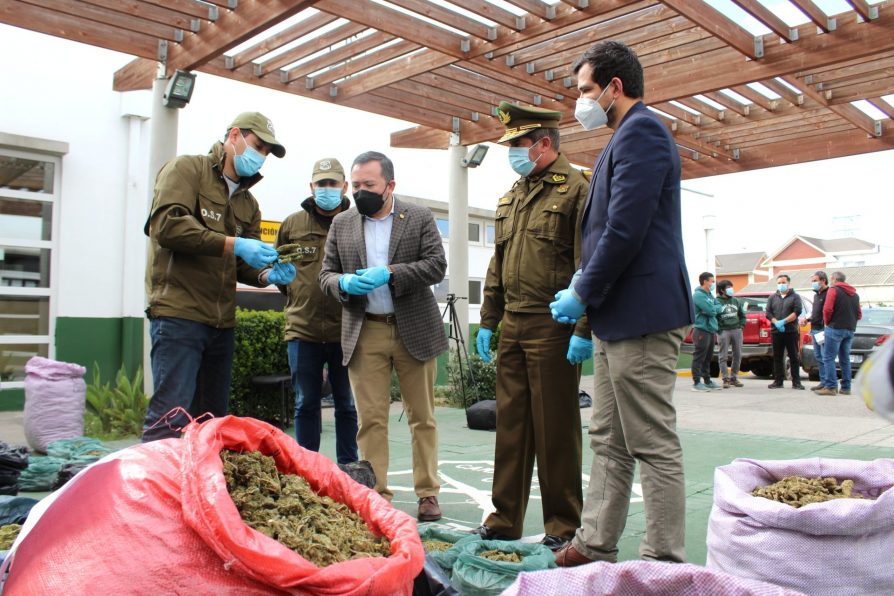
[
  {"x1": 771, "y1": 331, "x2": 801, "y2": 385},
  {"x1": 485, "y1": 312, "x2": 583, "y2": 539},
  {"x1": 690, "y1": 328, "x2": 715, "y2": 384},
  {"x1": 288, "y1": 339, "x2": 358, "y2": 464},
  {"x1": 142, "y1": 316, "x2": 234, "y2": 442}
]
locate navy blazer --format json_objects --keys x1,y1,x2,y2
[{"x1": 575, "y1": 102, "x2": 694, "y2": 341}]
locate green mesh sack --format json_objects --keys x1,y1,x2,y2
[
  {"x1": 450, "y1": 539, "x2": 556, "y2": 596},
  {"x1": 17, "y1": 456, "x2": 66, "y2": 492},
  {"x1": 418, "y1": 523, "x2": 481, "y2": 572},
  {"x1": 46, "y1": 437, "x2": 113, "y2": 462}
]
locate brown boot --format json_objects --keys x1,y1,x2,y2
[
  {"x1": 722, "y1": 378, "x2": 730, "y2": 389},
  {"x1": 731, "y1": 378, "x2": 744, "y2": 387},
  {"x1": 815, "y1": 387, "x2": 838, "y2": 396},
  {"x1": 417, "y1": 496, "x2": 441, "y2": 521},
  {"x1": 554, "y1": 542, "x2": 595, "y2": 567}
]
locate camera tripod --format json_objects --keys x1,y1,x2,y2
[{"x1": 441, "y1": 293, "x2": 479, "y2": 410}]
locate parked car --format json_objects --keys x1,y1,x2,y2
[
  {"x1": 681, "y1": 291, "x2": 812, "y2": 379},
  {"x1": 801, "y1": 307, "x2": 894, "y2": 381}
]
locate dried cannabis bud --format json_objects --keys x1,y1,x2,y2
[
  {"x1": 422, "y1": 539, "x2": 453, "y2": 552},
  {"x1": 0, "y1": 523, "x2": 21, "y2": 550},
  {"x1": 752, "y1": 475, "x2": 863, "y2": 508},
  {"x1": 479, "y1": 549, "x2": 524, "y2": 563},
  {"x1": 221, "y1": 450, "x2": 391, "y2": 567},
  {"x1": 276, "y1": 243, "x2": 304, "y2": 264}
]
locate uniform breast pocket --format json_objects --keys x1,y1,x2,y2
[
  {"x1": 529, "y1": 198, "x2": 574, "y2": 245},
  {"x1": 289, "y1": 233, "x2": 324, "y2": 264},
  {"x1": 197, "y1": 193, "x2": 227, "y2": 233},
  {"x1": 494, "y1": 209, "x2": 512, "y2": 244}
]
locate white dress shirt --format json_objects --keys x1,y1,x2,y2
[{"x1": 363, "y1": 199, "x2": 395, "y2": 314}]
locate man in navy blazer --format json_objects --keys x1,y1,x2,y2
[{"x1": 551, "y1": 41, "x2": 694, "y2": 567}]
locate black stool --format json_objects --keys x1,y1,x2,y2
[{"x1": 250, "y1": 373, "x2": 292, "y2": 428}]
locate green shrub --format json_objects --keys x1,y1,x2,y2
[
  {"x1": 445, "y1": 349, "x2": 497, "y2": 408},
  {"x1": 230, "y1": 308, "x2": 290, "y2": 424},
  {"x1": 84, "y1": 363, "x2": 148, "y2": 439}
]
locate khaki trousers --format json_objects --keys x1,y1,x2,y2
[
  {"x1": 484, "y1": 312, "x2": 583, "y2": 539},
  {"x1": 348, "y1": 319, "x2": 439, "y2": 500},
  {"x1": 574, "y1": 326, "x2": 688, "y2": 562}
]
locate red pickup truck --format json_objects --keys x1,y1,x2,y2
[{"x1": 681, "y1": 291, "x2": 812, "y2": 378}]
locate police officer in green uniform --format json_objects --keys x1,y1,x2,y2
[
  {"x1": 143, "y1": 112, "x2": 294, "y2": 441},
  {"x1": 275, "y1": 158, "x2": 358, "y2": 464},
  {"x1": 475, "y1": 101, "x2": 591, "y2": 550}
]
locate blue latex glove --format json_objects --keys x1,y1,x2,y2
[
  {"x1": 567, "y1": 335, "x2": 593, "y2": 365},
  {"x1": 339, "y1": 273, "x2": 377, "y2": 295},
  {"x1": 476, "y1": 327, "x2": 494, "y2": 362},
  {"x1": 234, "y1": 237, "x2": 278, "y2": 269},
  {"x1": 355, "y1": 266, "x2": 391, "y2": 289},
  {"x1": 550, "y1": 288, "x2": 587, "y2": 324},
  {"x1": 774, "y1": 320, "x2": 786, "y2": 332},
  {"x1": 267, "y1": 262, "x2": 296, "y2": 285}
]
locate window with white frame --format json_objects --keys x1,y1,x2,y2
[{"x1": 0, "y1": 149, "x2": 59, "y2": 386}]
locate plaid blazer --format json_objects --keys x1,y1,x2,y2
[{"x1": 320, "y1": 197, "x2": 449, "y2": 365}]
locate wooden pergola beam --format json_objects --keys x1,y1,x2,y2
[
  {"x1": 658, "y1": 0, "x2": 763, "y2": 59},
  {"x1": 781, "y1": 76, "x2": 883, "y2": 136},
  {"x1": 309, "y1": 40, "x2": 421, "y2": 88},
  {"x1": 316, "y1": 0, "x2": 471, "y2": 59},
  {"x1": 228, "y1": 12, "x2": 338, "y2": 71},
  {"x1": 387, "y1": 0, "x2": 496, "y2": 40},
  {"x1": 730, "y1": 85, "x2": 779, "y2": 112},
  {"x1": 702, "y1": 91, "x2": 751, "y2": 117},
  {"x1": 846, "y1": 0, "x2": 880, "y2": 21},
  {"x1": 730, "y1": 0, "x2": 798, "y2": 42},
  {"x1": 867, "y1": 97, "x2": 894, "y2": 119},
  {"x1": 113, "y1": 57, "x2": 157, "y2": 92},
  {"x1": 760, "y1": 79, "x2": 805, "y2": 106},
  {"x1": 140, "y1": 0, "x2": 215, "y2": 21},
  {"x1": 0, "y1": 0, "x2": 158, "y2": 59},
  {"x1": 257, "y1": 22, "x2": 367, "y2": 75},
  {"x1": 788, "y1": 0, "x2": 835, "y2": 33},
  {"x1": 450, "y1": 0, "x2": 529, "y2": 31},
  {"x1": 390, "y1": 126, "x2": 452, "y2": 150},
  {"x1": 79, "y1": 0, "x2": 198, "y2": 31},
  {"x1": 281, "y1": 30, "x2": 393, "y2": 83},
  {"x1": 653, "y1": 102, "x2": 702, "y2": 125},
  {"x1": 22, "y1": 0, "x2": 181, "y2": 42},
  {"x1": 503, "y1": 0, "x2": 557, "y2": 21},
  {"x1": 675, "y1": 97, "x2": 725, "y2": 121}
]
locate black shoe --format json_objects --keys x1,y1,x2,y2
[
  {"x1": 792, "y1": 384, "x2": 806, "y2": 390},
  {"x1": 540, "y1": 534, "x2": 571, "y2": 551},
  {"x1": 768, "y1": 383, "x2": 784, "y2": 389},
  {"x1": 473, "y1": 524, "x2": 511, "y2": 540}
]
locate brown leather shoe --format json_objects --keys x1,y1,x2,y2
[
  {"x1": 417, "y1": 496, "x2": 442, "y2": 521},
  {"x1": 816, "y1": 387, "x2": 838, "y2": 396},
  {"x1": 554, "y1": 542, "x2": 595, "y2": 567}
]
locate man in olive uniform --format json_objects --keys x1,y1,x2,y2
[
  {"x1": 275, "y1": 158, "x2": 358, "y2": 464},
  {"x1": 142, "y1": 112, "x2": 295, "y2": 442},
  {"x1": 475, "y1": 101, "x2": 591, "y2": 551}
]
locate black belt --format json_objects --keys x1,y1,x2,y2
[{"x1": 366, "y1": 312, "x2": 396, "y2": 324}]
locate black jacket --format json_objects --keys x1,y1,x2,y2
[
  {"x1": 810, "y1": 287, "x2": 828, "y2": 330},
  {"x1": 766, "y1": 290, "x2": 803, "y2": 333}
]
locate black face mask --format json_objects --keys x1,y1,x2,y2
[{"x1": 354, "y1": 189, "x2": 386, "y2": 217}]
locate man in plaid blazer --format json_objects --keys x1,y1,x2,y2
[{"x1": 320, "y1": 151, "x2": 448, "y2": 521}]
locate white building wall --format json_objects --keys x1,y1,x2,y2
[{"x1": 1, "y1": 26, "x2": 142, "y2": 319}]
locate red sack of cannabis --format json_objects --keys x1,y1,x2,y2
[{"x1": 4, "y1": 416, "x2": 423, "y2": 595}]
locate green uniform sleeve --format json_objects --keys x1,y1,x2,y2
[{"x1": 480, "y1": 253, "x2": 504, "y2": 331}]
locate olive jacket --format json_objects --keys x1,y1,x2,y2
[
  {"x1": 480, "y1": 153, "x2": 590, "y2": 338},
  {"x1": 144, "y1": 141, "x2": 266, "y2": 328},
  {"x1": 275, "y1": 197, "x2": 349, "y2": 343}
]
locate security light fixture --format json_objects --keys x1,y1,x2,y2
[
  {"x1": 461, "y1": 144, "x2": 489, "y2": 168},
  {"x1": 162, "y1": 70, "x2": 196, "y2": 108}
]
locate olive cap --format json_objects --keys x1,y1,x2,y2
[
  {"x1": 495, "y1": 101, "x2": 562, "y2": 143},
  {"x1": 311, "y1": 158, "x2": 345, "y2": 183},
  {"x1": 229, "y1": 111, "x2": 286, "y2": 158}
]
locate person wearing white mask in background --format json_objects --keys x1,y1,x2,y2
[
  {"x1": 143, "y1": 112, "x2": 294, "y2": 441},
  {"x1": 474, "y1": 101, "x2": 590, "y2": 552},
  {"x1": 716, "y1": 279, "x2": 747, "y2": 388},
  {"x1": 274, "y1": 158, "x2": 358, "y2": 465},
  {"x1": 765, "y1": 273, "x2": 806, "y2": 390}
]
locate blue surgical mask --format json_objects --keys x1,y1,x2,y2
[
  {"x1": 812, "y1": 281, "x2": 820, "y2": 292},
  {"x1": 709, "y1": 282, "x2": 716, "y2": 293},
  {"x1": 314, "y1": 187, "x2": 342, "y2": 211},
  {"x1": 508, "y1": 138, "x2": 544, "y2": 177},
  {"x1": 777, "y1": 283, "x2": 788, "y2": 293},
  {"x1": 233, "y1": 131, "x2": 266, "y2": 178},
  {"x1": 725, "y1": 288, "x2": 734, "y2": 297}
]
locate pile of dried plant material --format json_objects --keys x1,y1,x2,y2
[
  {"x1": 221, "y1": 450, "x2": 390, "y2": 566},
  {"x1": 479, "y1": 549, "x2": 523, "y2": 563},
  {"x1": 276, "y1": 244, "x2": 304, "y2": 264},
  {"x1": 752, "y1": 475, "x2": 864, "y2": 508},
  {"x1": 0, "y1": 523, "x2": 21, "y2": 550},
  {"x1": 422, "y1": 539, "x2": 453, "y2": 552}
]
